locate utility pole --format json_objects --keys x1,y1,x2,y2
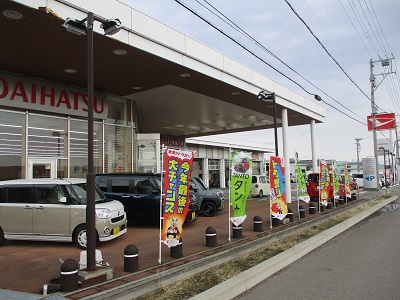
[
  {"x1": 355, "y1": 138, "x2": 362, "y2": 172},
  {"x1": 369, "y1": 57, "x2": 395, "y2": 190}
]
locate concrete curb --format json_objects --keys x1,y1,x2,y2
[{"x1": 190, "y1": 196, "x2": 398, "y2": 300}]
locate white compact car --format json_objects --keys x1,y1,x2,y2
[
  {"x1": 351, "y1": 172, "x2": 364, "y2": 188},
  {"x1": 0, "y1": 178, "x2": 127, "y2": 248},
  {"x1": 250, "y1": 175, "x2": 270, "y2": 198}
]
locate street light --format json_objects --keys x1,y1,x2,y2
[
  {"x1": 258, "y1": 91, "x2": 278, "y2": 156},
  {"x1": 63, "y1": 12, "x2": 121, "y2": 271}
]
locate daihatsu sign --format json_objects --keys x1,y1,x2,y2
[{"x1": 367, "y1": 113, "x2": 396, "y2": 131}]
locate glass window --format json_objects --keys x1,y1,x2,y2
[
  {"x1": 69, "y1": 120, "x2": 101, "y2": 177},
  {"x1": 97, "y1": 176, "x2": 108, "y2": 192},
  {"x1": 36, "y1": 186, "x2": 63, "y2": 204},
  {"x1": 0, "y1": 111, "x2": 25, "y2": 180},
  {"x1": 28, "y1": 115, "x2": 67, "y2": 158},
  {"x1": 107, "y1": 101, "x2": 125, "y2": 124},
  {"x1": 208, "y1": 160, "x2": 219, "y2": 170},
  {"x1": 66, "y1": 183, "x2": 105, "y2": 204},
  {"x1": 6, "y1": 187, "x2": 31, "y2": 203},
  {"x1": 104, "y1": 124, "x2": 133, "y2": 173},
  {"x1": 110, "y1": 179, "x2": 130, "y2": 193}
]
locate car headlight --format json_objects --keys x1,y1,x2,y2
[
  {"x1": 96, "y1": 208, "x2": 111, "y2": 219},
  {"x1": 216, "y1": 191, "x2": 224, "y2": 197}
]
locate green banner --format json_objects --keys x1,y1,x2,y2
[
  {"x1": 333, "y1": 163, "x2": 340, "y2": 200},
  {"x1": 295, "y1": 157, "x2": 309, "y2": 203},
  {"x1": 230, "y1": 151, "x2": 252, "y2": 226}
]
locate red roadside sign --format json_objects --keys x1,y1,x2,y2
[{"x1": 367, "y1": 113, "x2": 395, "y2": 131}]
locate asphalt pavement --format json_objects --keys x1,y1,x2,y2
[
  {"x1": 191, "y1": 189, "x2": 399, "y2": 300},
  {"x1": 235, "y1": 195, "x2": 400, "y2": 300}
]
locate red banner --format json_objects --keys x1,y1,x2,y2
[
  {"x1": 367, "y1": 113, "x2": 395, "y2": 131},
  {"x1": 162, "y1": 148, "x2": 194, "y2": 248}
]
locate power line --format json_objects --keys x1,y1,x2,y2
[
  {"x1": 284, "y1": 0, "x2": 370, "y2": 101},
  {"x1": 173, "y1": 0, "x2": 318, "y2": 97},
  {"x1": 196, "y1": 0, "x2": 368, "y2": 124}
]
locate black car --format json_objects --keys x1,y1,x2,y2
[{"x1": 95, "y1": 173, "x2": 198, "y2": 223}]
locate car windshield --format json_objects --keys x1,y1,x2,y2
[
  {"x1": 153, "y1": 176, "x2": 161, "y2": 189},
  {"x1": 66, "y1": 183, "x2": 108, "y2": 204},
  {"x1": 308, "y1": 174, "x2": 319, "y2": 182},
  {"x1": 193, "y1": 177, "x2": 207, "y2": 190}
]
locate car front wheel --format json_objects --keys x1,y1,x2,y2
[
  {"x1": 74, "y1": 225, "x2": 88, "y2": 249},
  {"x1": 202, "y1": 201, "x2": 218, "y2": 217}
]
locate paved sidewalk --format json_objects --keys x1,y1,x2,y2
[{"x1": 0, "y1": 288, "x2": 68, "y2": 299}]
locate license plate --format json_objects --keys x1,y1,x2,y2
[{"x1": 114, "y1": 226, "x2": 120, "y2": 235}]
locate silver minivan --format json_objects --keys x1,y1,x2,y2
[{"x1": 0, "y1": 178, "x2": 127, "y2": 248}]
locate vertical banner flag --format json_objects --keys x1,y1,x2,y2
[
  {"x1": 295, "y1": 152, "x2": 309, "y2": 203},
  {"x1": 162, "y1": 148, "x2": 194, "y2": 248},
  {"x1": 332, "y1": 161, "x2": 340, "y2": 201},
  {"x1": 270, "y1": 156, "x2": 288, "y2": 220},
  {"x1": 319, "y1": 160, "x2": 330, "y2": 207},
  {"x1": 230, "y1": 151, "x2": 252, "y2": 226},
  {"x1": 344, "y1": 162, "x2": 351, "y2": 199}
]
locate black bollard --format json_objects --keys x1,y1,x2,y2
[
  {"x1": 326, "y1": 201, "x2": 332, "y2": 209},
  {"x1": 253, "y1": 216, "x2": 263, "y2": 232},
  {"x1": 287, "y1": 208, "x2": 294, "y2": 222},
  {"x1": 60, "y1": 259, "x2": 79, "y2": 292},
  {"x1": 170, "y1": 238, "x2": 183, "y2": 258},
  {"x1": 352, "y1": 192, "x2": 357, "y2": 201},
  {"x1": 271, "y1": 217, "x2": 280, "y2": 226},
  {"x1": 205, "y1": 226, "x2": 217, "y2": 247},
  {"x1": 339, "y1": 197, "x2": 344, "y2": 205},
  {"x1": 309, "y1": 203, "x2": 316, "y2": 214},
  {"x1": 319, "y1": 202, "x2": 325, "y2": 212},
  {"x1": 124, "y1": 244, "x2": 139, "y2": 272},
  {"x1": 299, "y1": 205, "x2": 306, "y2": 218},
  {"x1": 232, "y1": 224, "x2": 243, "y2": 238}
]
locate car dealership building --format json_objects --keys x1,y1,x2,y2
[{"x1": 0, "y1": 0, "x2": 325, "y2": 201}]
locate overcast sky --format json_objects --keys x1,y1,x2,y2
[{"x1": 123, "y1": 0, "x2": 400, "y2": 162}]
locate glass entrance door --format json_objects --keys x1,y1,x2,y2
[{"x1": 27, "y1": 159, "x2": 57, "y2": 179}]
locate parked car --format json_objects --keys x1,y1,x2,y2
[
  {"x1": 379, "y1": 173, "x2": 389, "y2": 188},
  {"x1": 0, "y1": 178, "x2": 127, "y2": 248},
  {"x1": 306, "y1": 172, "x2": 345, "y2": 202},
  {"x1": 290, "y1": 173, "x2": 297, "y2": 183},
  {"x1": 340, "y1": 174, "x2": 357, "y2": 189},
  {"x1": 189, "y1": 177, "x2": 225, "y2": 217},
  {"x1": 95, "y1": 173, "x2": 198, "y2": 223},
  {"x1": 250, "y1": 175, "x2": 269, "y2": 198},
  {"x1": 351, "y1": 172, "x2": 364, "y2": 188}
]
